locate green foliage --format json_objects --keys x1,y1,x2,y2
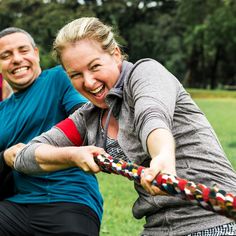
[
  {"x1": 0, "y1": 0, "x2": 235, "y2": 87},
  {"x1": 176, "y1": 0, "x2": 236, "y2": 88}
]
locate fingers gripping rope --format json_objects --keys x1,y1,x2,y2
[{"x1": 94, "y1": 154, "x2": 236, "y2": 221}]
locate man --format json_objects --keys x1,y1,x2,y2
[{"x1": 0, "y1": 27, "x2": 102, "y2": 236}]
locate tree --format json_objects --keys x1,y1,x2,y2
[
  {"x1": 176, "y1": 0, "x2": 236, "y2": 89},
  {"x1": 0, "y1": 0, "x2": 235, "y2": 88}
]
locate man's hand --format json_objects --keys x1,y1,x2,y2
[{"x1": 4, "y1": 143, "x2": 26, "y2": 168}]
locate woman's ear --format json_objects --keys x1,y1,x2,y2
[{"x1": 113, "y1": 46, "x2": 122, "y2": 64}]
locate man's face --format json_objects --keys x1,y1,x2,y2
[{"x1": 0, "y1": 32, "x2": 41, "y2": 92}]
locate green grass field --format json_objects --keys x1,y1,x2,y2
[
  {"x1": 98, "y1": 91, "x2": 236, "y2": 236},
  {"x1": 195, "y1": 98, "x2": 236, "y2": 167}
]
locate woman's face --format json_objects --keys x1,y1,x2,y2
[{"x1": 61, "y1": 39, "x2": 122, "y2": 109}]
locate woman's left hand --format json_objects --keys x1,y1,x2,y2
[{"x1": 140, "y1": 154, "x2": 176, "y2": 196}]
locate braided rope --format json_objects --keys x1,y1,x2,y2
[{"x1": 94, "y1": 154, "x2": 236, "y2": 221}]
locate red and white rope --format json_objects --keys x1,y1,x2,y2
[{"x1": 94, "y1": 153, "x2": 236, "y2": 221}]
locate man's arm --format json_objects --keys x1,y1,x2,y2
[
  {"x1": 0, "y1": 144, "x2": 25, "y2": 200},
  {"x1": 0, "y1": 151, "x2": 14, "y2": 201},
  {"x1": 0, "y1": 150, "x2": 14, "y2": 200},
  {"x1": 2, "y1": 143, "x2": 26, "y2": 169},
  {"x1": 1, "y1": 143, "x2": 26, "y2": 176},
  {"x1": 0, "y1": 151, "x2": 11, "y2": 175}
]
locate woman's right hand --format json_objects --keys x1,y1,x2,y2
[
  {"x1": 35, "y1": 144, "x2": 107, "y2": 173},
  {"x1": 69, "y1": 146, "x2": 107, "y2": 173}
]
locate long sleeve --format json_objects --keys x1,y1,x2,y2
[
  {"x1": 126, "y1": 59, "x2": 180, "y2": 153},
  {"x1": 14, "y1": 116, "x2": 83, "y2": 174}
]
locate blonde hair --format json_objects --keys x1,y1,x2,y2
[{"x1": 53, "y1": 17, "x2": 127, "y2": 63}]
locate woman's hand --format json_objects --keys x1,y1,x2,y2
[
  {"x1": 142, "y1": 128, "x2": 176, "y2": 196},
  {"x1": 69, "y1": 146, "x2": 107, "y2": 173},
  {"x1": 36, "y1": 145, "x2": 106, "y2": 173},
  {"x1": 140, "y1": 153, "x2": 176, "y2": 195}
]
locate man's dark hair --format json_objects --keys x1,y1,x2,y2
[{"x1": 0, "y1": 27, "x2": 36, "y2": 47}]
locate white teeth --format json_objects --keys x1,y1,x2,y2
[
  {"x1": 90, "y1": 85, "x2": 103, "y2": 94},
  {"x1": 13, "y1": 67, "x2": 28, "y2": 74}
]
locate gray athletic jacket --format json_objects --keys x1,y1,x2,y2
[{"x1": 15, "y1": 59, "x2": 236, "y2": 235}]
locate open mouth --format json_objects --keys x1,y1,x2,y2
[
  {"x1": 12, "y1": 66, "x2": 29, "y2": 75},
  {"x1": 90, "y1": 85, "x2": 105, "y2": 97}
]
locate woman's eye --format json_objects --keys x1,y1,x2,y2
[
  {"x1": 70, "y1": 73, "x2": 82, "y2": 79},
  {"x1": 91, "y1": 64, "x2": 100, "y2": 71}
]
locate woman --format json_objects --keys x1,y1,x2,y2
[{"x1": 14, "y1": 17, "x2": 236, "y2": 235}]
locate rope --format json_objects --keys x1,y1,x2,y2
[{"x1": 94, "y1": 153, "x2": 236, "y2": 221}]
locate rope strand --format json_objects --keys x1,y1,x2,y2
[{"x1": 94, "y1": 153, "x2": 236, "y2": 221}]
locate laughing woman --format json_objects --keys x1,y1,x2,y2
[{"x1": 14, "y1": 17, "x2": 236, "y2": 236}]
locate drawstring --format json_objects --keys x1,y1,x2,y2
[{"x1": 102, "y1": 102, "x2": 116, "y2": 151}]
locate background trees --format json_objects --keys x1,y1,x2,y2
[{"x1": 0, "y1": 0, "x2": 235, "y2": 89}]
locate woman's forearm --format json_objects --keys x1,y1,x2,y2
[
  {"x1": 35, "y1": 144, "x2": 75, "y2": 172},
  {"x1": 147, "y1": 128, "x2": 176, "y2": 172},
  {"x1": 14, "y1": 143, "x2": 105, "y2": 175},
  {"x1": 141, "y1": 128, "x2": 176, "y2": 195}
]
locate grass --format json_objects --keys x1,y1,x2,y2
[
  {"x1": 194, "y1": 98, "x2": 236, "y2": 167},
  {"x1": 97, "y1": 174, "x2": 144, "y2": 236},
  {"x1": 98, "y1": 89, "x2": 236, "y2": 236},
  {"x1": 187, "y1": 88, "x2": 236, "y2": 99}
]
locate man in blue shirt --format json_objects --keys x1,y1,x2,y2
[{"x1": 0, "y1": 27, "x2": 103, "y2": 236}]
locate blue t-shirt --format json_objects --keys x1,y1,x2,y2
[{"x1": 0, "y1": 66, "x2": 103, "y2": 221}]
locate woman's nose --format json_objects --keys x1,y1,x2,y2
[{"x1": 84, "y1": 73, "x2": 96, "y2": 88}]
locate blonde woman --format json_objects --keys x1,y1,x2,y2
[{"x1": 14, "y1": 17, "x2": 236, "y2": 236}]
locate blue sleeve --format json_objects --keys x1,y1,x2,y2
[{"x1": 56, "y1": 66, "x2": 88, "y2": 113}]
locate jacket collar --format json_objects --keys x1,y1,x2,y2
[{"x1": 105, "y1": 60, "x2": 134, "y2": 118}]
